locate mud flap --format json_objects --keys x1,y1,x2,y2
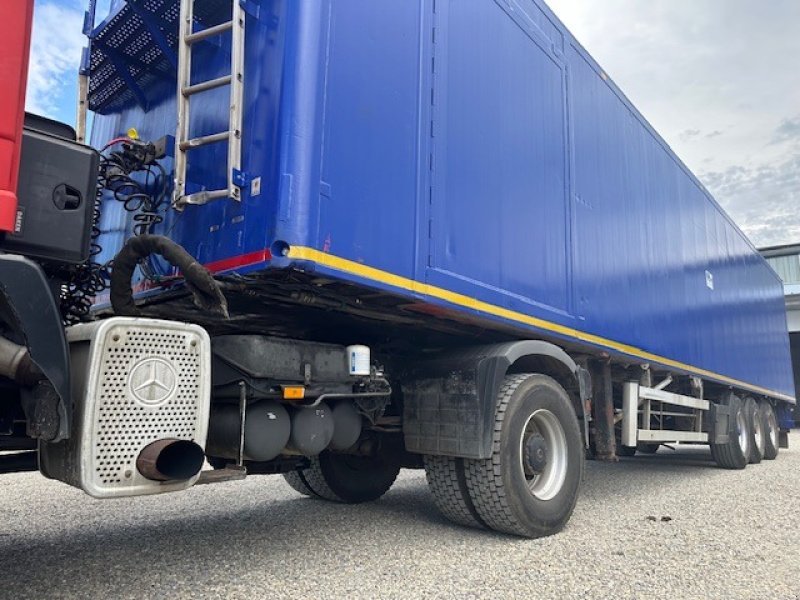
[
  {"x1": 402, "y1": 340, "x2": 588, "y2": 459},
  {"x1": 0, "y1": 254, "x2": 70, "y2": 441},
  {"x1": 709, "y1": 402, "x2": 734, "y2": 445}
]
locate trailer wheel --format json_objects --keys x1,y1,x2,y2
[
  {"x1": 760, "y1": 401, "x2": 779, "y2": 460},
  {"x1": 710, "y1": 395, "x2": 749, "y2": 469},
  {"x1": 288, "y1": 451, "x2": 400, "y2": 504},
  {"x1": 617, "y1": 443, "x2": 660, "y2": 457},
  {"x1": 745, "y1": 397, "x2": 764, "y2": 464},
  {"x1": 424, "y1": 455, "x2": 485, "y2": 529},
  {"x1": 637, "y1": 443, "x2": 660, "y2": 454},
  {"x1": 463, "y1": 374, "x2": 584, "y2": 538}
]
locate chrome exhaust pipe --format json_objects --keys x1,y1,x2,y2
[{"x1": 136, "y1": 439, "x2": 205, "y2": 481}]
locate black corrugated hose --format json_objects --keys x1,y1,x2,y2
[{"x1": 110, "y1": 234, "x2": 229, "y2": 319}]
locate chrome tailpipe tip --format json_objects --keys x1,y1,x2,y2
[{"x1": 136, "y1": 439, "x2": 205, "y2": 482}]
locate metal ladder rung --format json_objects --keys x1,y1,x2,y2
[
  {"x1": 182, "y1": 75, "x2": 232, "y2": 97},
  {"x1": 181, "y1": 189, "x2": 231, "y2": 206},
  {"x1": 179, "y1": 131, "x2": 231, "y2": 151},
  {"x1": 185, "y1": 20, "x2": 233, "y2": 45}
]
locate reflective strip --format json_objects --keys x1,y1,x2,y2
[{"x1": 287, "y1": 245, "x2": 795, "y2": 404}]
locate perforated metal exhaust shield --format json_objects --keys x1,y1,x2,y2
[{"x1": 40, "y1": 317, "x2": 211, "y2": 498}]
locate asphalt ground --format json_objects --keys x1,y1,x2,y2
[{"x1": 0, "y1": 433, "x2": 797, "y2": 600}]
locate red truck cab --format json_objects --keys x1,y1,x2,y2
[{"x1": 0, "y1": 0, "x2": 35, "y2": 232}]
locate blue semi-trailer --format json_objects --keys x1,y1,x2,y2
[{"x1": 0, "y1": 0, "x2": 791, "y2": 539}]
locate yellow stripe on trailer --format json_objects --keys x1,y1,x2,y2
[{"x1": 287, "y1": 245, "x2": 795, "y2": 404}]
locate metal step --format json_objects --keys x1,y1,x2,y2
[
  {"x1": 185, "y1": 20, "x2": 233, "y2": 44},
  {"x1": 196, "y1": 466, "x2": 247, "y2": 485},
  {"x1": 182, "y1": 75, "x2": 233, "y2": 97},
  {"x1": 180, "y1": 189, "x2": 231, "y2": 207},
  {"x1": 179, "y1": 131, "x2": 231, "y2": 151}
]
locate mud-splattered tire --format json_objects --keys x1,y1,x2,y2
[
  {"x1": 424, "y1": 455, "x2": 485, "y2": 529},
  {"x1": 462, "y1": 374, "x2": 584, "y2": 538},
  {"x1": 285, "y1": 452, "x2": 400, "y2": 503}
]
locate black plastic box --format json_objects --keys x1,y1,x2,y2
[{"x1": 0, "y1": 127, "x2": 98, "y2": 264}]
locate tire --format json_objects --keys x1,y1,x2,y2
[
  {"x1": 617, "y1": 445, "x2": 637, "y2": 457},
  {"x1": 288, "y1": 451, "x2": 400, "y2": 504},
  {"x1": 745, "y1": 397, "x2": 764, "y2": 464},
  {"x1": 207, "y1": 455, "x2": 229, "y2": 470},
  {"x1": 424, "y1": 455, "x2": 485, "y2": 529},
  {"x1": 760, "y1": 400, "x2": 780, "y2": 460},
  {"x1": 636, "y1": 443, "x2": 660, "y2": 454},
  {"x1": 710, "y1": 395, "x2": 749, "y2": 469},
  {"x1": 282, "y1": 470, "x2": 315, "y2": 497},
  {"x1": 462, "y1": 374, "x2": 584, "y2": 538}
]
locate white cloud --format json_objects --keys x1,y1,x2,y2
[
  {"x1": 773, "y1": 116, "x2": 800, "y2": 145},
  {"x1": 701, "y1": 117, "x2": 800, "y2": 247},
  {"x1": 26, "y1": 1, "x2": 86, "y2": 118},
  {"x1": 545, "y1": 0, "x2": 800, "y2": 247}
]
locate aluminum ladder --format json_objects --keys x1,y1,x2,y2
[{"x1": 173, "y1": 0, "x2": 246, "y2": 209}]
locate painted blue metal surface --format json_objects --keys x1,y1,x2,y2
[
  {"x1": 92, "y1": 0, "x2": 287, "y2": 275},
  {"x1": 90, "y1": 0, "x2": 795, "y2": 400}
]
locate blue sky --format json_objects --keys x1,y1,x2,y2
[
  {"x1": 28, "y1": 0, "x2": 800, "y2": 246},
  {"x1": 27, "y1": 0, "x2": 83, "y2": 124},
  {"x1": 27, "y1": 0, "x2": 108, "y2": 123}
]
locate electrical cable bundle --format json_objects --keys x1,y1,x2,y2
[
  {"x1": 100, "y1": 144, "x2": 169, "y2": 281},
  {"x1": 58, "y1": 138, "x2": 170, "y2": 325},
  {"x1": 58, "y1": 182, "x2": 110, "y2": 325}
]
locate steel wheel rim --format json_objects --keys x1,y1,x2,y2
[
  {"x1": 519, "y1": 409, "x2": 568, "y2": 501},
  {"x1": 754, "y1": 410, "x2": 765, "y2": 456},
  {"x1": 737, "y1": 410, "x2": 749, "y2": 458},
  {"x1": 767, "y1": 407, "x2": 778, "y2": 448}
]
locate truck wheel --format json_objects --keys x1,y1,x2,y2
[
  {"x1": 745, "y1": 397, "x2": 764, "y2": 464},
  {"x1": 710, "y1": 395, "x2": 749, "y2": 469},
  {"x1": 463, "y1": 374, "x2": 584, "y2": 538},
  {"x1": 282, "y1": 470, "x2": 315, "y2": 497},
  {"x1": 424, "y1": 455, "x2": 485, "y2": 529},
  {"x1": 289, "y1": 451, "x2": 400, "y2": 503},
  {"x1": 207, "y1": 456, "x2": 228, "y2": 470},
  {"x1": 760, "y1": 401, "x2": 779, "y2": 460},
  {"x1": 617, "y1": 445, "x2": 637, "y2": 457}
]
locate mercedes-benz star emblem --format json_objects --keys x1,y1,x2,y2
[{"x1": 129, "y1": 357, "x2": 177, "y2": 406}]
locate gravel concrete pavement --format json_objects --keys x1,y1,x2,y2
[{"x1": 0, "y1": 434, "x2": 798, "y2": 600}]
